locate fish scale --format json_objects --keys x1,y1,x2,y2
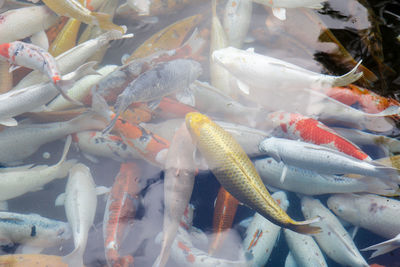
[{"x1": 186, "y1": 112, "x2": 320, "y2": 234}]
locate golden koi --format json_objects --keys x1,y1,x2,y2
[
  {"x1": 185, "y1": 112, "x2": 321, "y2": 234},
  {"x1": 41, "y1": 0, "x2": 126, "y2": 33}
]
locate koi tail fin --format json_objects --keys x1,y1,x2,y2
[
  {"x1": 332, "y1": 60, "x2": 363, "y2": 87},
  {"x1": 63, "y1": 245, "x2": 84, "y2": 267},
  {"x1": 361, "y1": 234, "x2": 400, "y2": 258},
  {"x1": 91, "y1": 11, "x2": 126, "y2": 33},
  {"x1": 289, "y1": 216, "x2": 321, "y2": 234},
  {"x1": 361, "y1": 176, "x2": 400, "y2": 196},
  {"x1": 54, "y1": 135, "x2": 77, "y2": 178},
  {"x1": 57, "y1": 61, "x2": 100, "y2": 105}
]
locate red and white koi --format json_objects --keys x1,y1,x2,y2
[
  {"x1": 0, "y1": 41, "x2": 61, "y2": 84},
  {"x1": 14, "y1": 30, "x2": 132, "y2": 90},
  {"x1": 153, "y1": 123, "x2": 196, "y2": 267},
  {"x1": 267, "y1": 110, "x2": 371, "y2": 161},
  {"x1": 103, "y1": 162, "x2": 141, "y2": 267},
  {"x1": 243, "y1": 191, "x2": 289, "y2": 267}
]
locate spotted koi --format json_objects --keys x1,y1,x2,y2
[{"x1": 267, "y1": 110, "x2": 371, "y2": 161}]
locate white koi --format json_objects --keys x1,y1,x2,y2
[
  {"x1": 284, "y1": 229, "x2": 327, "y2": 267},
  {"x1": 258, "y1": 137, "x2": 398, "y2": 182},
  {"x1": 327, "y1": 194, "x2": 400, "y2": 258},
  {"x1": 243, "y1": 191, "x2": 289, "y2": 267},
  {"x1": 254, "y1": 157, "x2": 398, "y2": 196},
  {"x1": 0, "y1": 111, "x2": 106, "y2": 165},
  {"x1": 153, "y1": 123, "x2": 196, "y2": 267},
  {"x1": 0, "y1": 6, "x2": 59, "y2": 44},
  {"x1": 0, "y1": 136, "x2": 75, "y2": 201},
  {"x1": 252, "y1": 0, "x2": 325, "y2": 20},
  {"x1": 212, "y1": 47, "x2": 363, "y2": 95},
  {"x1": 0, "y1": 212, "x2": 71, "y2": 254},
  {"x1": 55, "y1": 163, "x2": 109, "y2": 267},
  {"x1": 0, "y1": 61, "x2": 98, "y2": 126},
  {"x1": 223, "y1": 0, "x2": 252, "y2": 48},
  {"x1": 301, "y1": 196, "x2": 369, "y2": 267}
]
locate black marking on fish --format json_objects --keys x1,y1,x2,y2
[{"x1": 30, "y1": 225, "x2": 36, "y2": 237}]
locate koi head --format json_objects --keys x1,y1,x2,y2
[
  {"x1": 327, "y1": 194, "x2": 361, "y2": 224},
  {"x1": 185, "y1": 112, "x2": 211, "y2": 137},
  {"x1": 212, "y1": 47, "x2": 247, "y2": 73},
  {"x1": 258, "y1": 137, "x2": 281, "y2": 162}
]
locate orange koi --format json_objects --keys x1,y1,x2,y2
[
  {"x1": 209, "y1": 187, "x2": 239, "y2": 255},
  {"x1": 154, "y1": 97, "x2": 198, "y2": 119},
  {"x1": 325, "y1": 85, "x2": 400, "y2": 115},
  {"x1": 104, "y1": 162, "x2": 141, "y2": 267},
  {"x1": 113, "y1": 115, "x2": 170, "y2": 166}
]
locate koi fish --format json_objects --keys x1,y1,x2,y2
[
  {"x1": 0, "y1": 110, "x2": 106, "y2": 165},
  {"x1": 301, "y1": 196, "x2": 369, "y2": 267},
  {"x1": 267, "y1": 110, "x2": 371, "y2": 161},
  {"x1": 169, "y1": 204, "x2": 247, "y2": 267},
  {"x1": 0, "y1": 5, "x2": 59, "y2": 44},
  {"x1": 254, "y1": 157, "x2": 398, "y2": 196},
  {"x1": 212, "y1": 47, "x2": 363, "y2": 95},
  {"x1": 284, "y1": 228, "x2": 327, "y2": 267},
  {"x1": 55, "y1": 163, "x2": 109, "y2": 267},
  {"x1": 327, "y1": 194, "x2": 400, "y2": 258},
  {"x1": 40, "y1": 0, "x2": 126, "y2": 33},
  {"x1": 103, "y1": 59, "x2": 202, "y2": 134},
  {"x1": 252, "y1": 0, "x2": 325, "y2": 20},
  {"x1": 185, "y1": 112, "x2": 320, "y2": 234},
  {"x1": 88, "y1": 28, "x2": 205, "y2": 106},
  {"x1": 258, "y1": 137, "x2": 398, "y2": 182},
  {"x1": 154, "y1": 123, "x2": 196, "y2": 267},
  {"x1": 0, "y1": 212, "x2": 71, "y2": 254},
  {"x1": 0, "y1": 135, "x2": 75, "y2": 201},
  {"x1": 104, "y1": 162, "x2": 141, "y2": 267},
  {"x1": 243, "y1": 191, "x2": 289, "y2": 267},
  {"x1": 73, "y1": 131, "x2": 138, "y2": 163},
  {"x1": 325, "y1": 85, "x2": 400, "y2": 115},
  {"x1": 119, "y1": 0, "x2": 151, "y2": 16},
  {"x1": 223, "y1": 0, "x2": 252, "y2": 48},
  {"x1": 14, "y1": 30, "x2": 132, "y2": 90},
  {"x1": 93, "y1": 92, "x2": 170, "y2": 167},
  {"x1": 209, "y1": 187, "x2": 239, "y2": 255},
  {"x1": 0, "y1": 61, "x2": 98, "y2": 126}
]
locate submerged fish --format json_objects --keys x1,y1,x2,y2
[
  {"x1": 103, "y1": 59, "x2": 202, "y2": 134},
  {"x1": 0, "y1": 212, "x2": 71, "y2": 254},
  {"x1": 40, "y1": 0, "x2": 126, "y2": 33},
  {"x1": 55, "y1": 163, "x2": 109, "y2": 267},
  {"x1": 104, "y1": 162, "x2": 140, "y2": 267},
  {"x1": 185, "y1": 112, "x2": 320, "y2": 234},
  {"x1": 258, "y1": 137, "x2": 398, "y2": 182},
  {"x1": 212, "y1": 46, "x2": 363, "y2": 95},
  {"x1": 252, "y1": 0, "x2": 325, "y2": 20},
  {"x1": 0, "y1": 135, "x2": 75, "y2": 202}
]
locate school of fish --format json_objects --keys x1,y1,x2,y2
[{"x1": 0, "y1": 0, "x2": 399, "y2": 267}]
